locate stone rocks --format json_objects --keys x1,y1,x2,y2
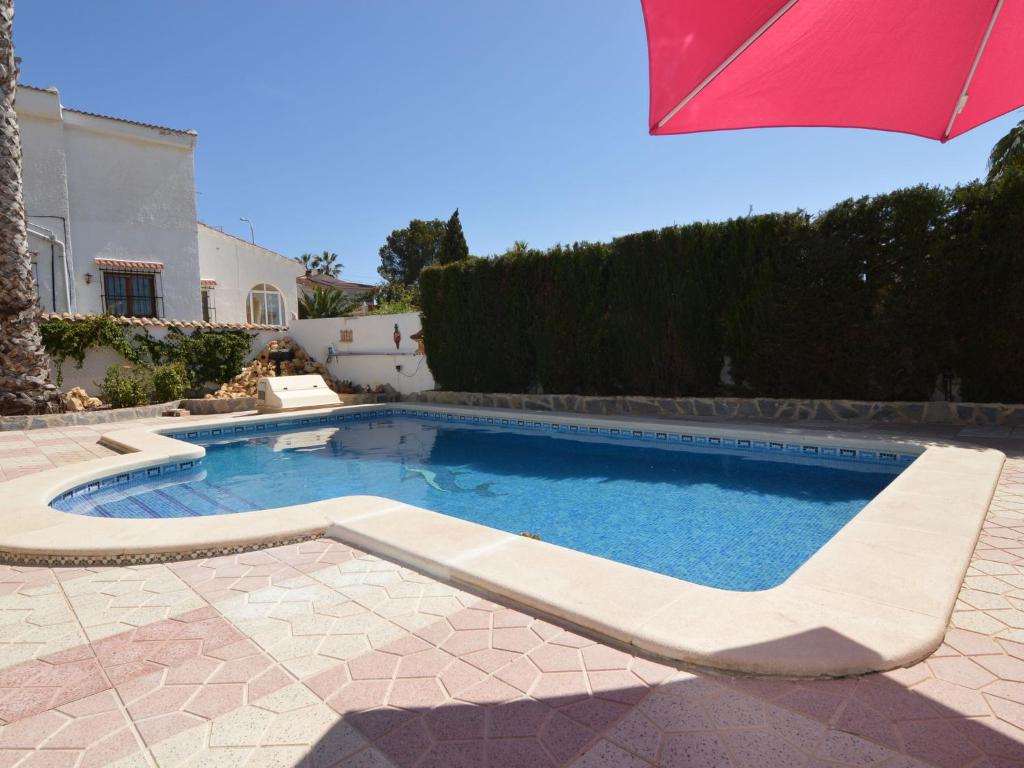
[
  {"x1": 206, "y1": 338, "x2": 341, "y2": 399},
  {"x1": 406, "y1": 391, "x2": 1024, "y2": 427},
  {"x1": 61, "y1": 387, "x2": 103, "y2": 412}
]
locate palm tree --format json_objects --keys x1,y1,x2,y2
[
  {"x1": 314, "y1": 251, "x2": 342, "y2": 277},
  {"x1": 298, "y1": 286, "x2": 356, "y2": 319},
  {"x1": 0, "y1": 1, "x2": 59, "y2": 415},
  {"x1": 987, "y1": 118, "x2": 1024, "y2": 183},
  {"x1": 296, "y1": 250, "x2": 343, "y2": 277}
]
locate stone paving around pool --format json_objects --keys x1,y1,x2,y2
[{"x1": 1, "y1": 424, "x2": 1024, "y2": 766}]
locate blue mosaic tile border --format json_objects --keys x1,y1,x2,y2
[
  {"x1": 164, "y1": 407, "x2": 917, "y2": 467},
  {"x1": 52, "y1": 458, "x2": 204, "y2": 509},
  {"x1": 52, "y1": 406, "x2": 916, "y2": 508}
]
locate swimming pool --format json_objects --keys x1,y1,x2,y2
[{"x1": 51, "y1": 412, "x2": 905, "y2": 591}]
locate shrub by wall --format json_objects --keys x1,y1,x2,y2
[{"x1": 420, "y1": 175, "x2": 1024, "y2": 402}]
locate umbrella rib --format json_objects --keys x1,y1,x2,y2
[
  {"x1": 655, "y1": 0, "x2": 800, "y2": 131},
  {"x1": 943, "y1": 0, "x2": 1004, "y2": 140}
]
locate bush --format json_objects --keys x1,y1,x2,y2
[
  {"x1": 99, "y1": 365, "x2": 153, "y2": 408},
  {"x1": 151, "y1": 362, "x2": 189, "y2": 402},
  {"x1": 420, "y1": 176, "x2": 1024, "y2": 403}
]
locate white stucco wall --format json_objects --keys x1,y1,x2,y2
[
  {"x1": 17, "y1": 87, "x2": 75, "y2": 313},
  {"x1": 16, "y1": 85, "x2": 201, "y2": 320},
  {"x1": 53, "y1": 326, "x2": 285, "y2": 395},
  {"x1": 197, "y1": 224, "x2": 304, "y2": 324},
  {"x1": 288, "y1": 313, "x2": 435, "y2": 395}
]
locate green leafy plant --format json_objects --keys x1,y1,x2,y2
[
  {"x1": 369, "y1": 284, "x2": 420, "y2": 315},
  {"x1": 147, "y1": 329, "x2": 253, "y2": 391},
  {"x1": 299, "y1": 286, "x2": 357, "y2": 319},
  {"x1": 98, "y1": 364, "x2": 152, "y2": 408},
  {"x1": 39, "y1": 315, "x2": 141, "y2": 386},
  {"x1": 40, "y1": 320, "x2": 253, "y2": 396},
  {"x1": 151, "y1": 362, "x2": 189, "y2": 402}
]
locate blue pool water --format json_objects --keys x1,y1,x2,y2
[{"x1": 52, "y1": 416, "x2": 903, "y2": 590}]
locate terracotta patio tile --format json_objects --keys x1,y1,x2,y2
[
  {"x1": 423, "y1": 702, "x2": 486, "y2": 741},
  {"x1": 899, "y1": 717, "x2": 984, "y2": 768},
  {"x1": 529, "y1": 643, "x2": 583, "y2": 673},
  {"x1": 486, "y1": 737, "x2": 556, "y2": 768}
]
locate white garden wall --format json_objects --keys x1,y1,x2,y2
[
  {"x1": 53, "y1": 326, "x2": 283, "y2": 395},
  {"x1": 288, "y1": 313, "x2": 435, "y2": 395}
]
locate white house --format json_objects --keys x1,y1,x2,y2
[
  {"x1": 16, "y1": 84, "x2": 301, "y2": 326},
  {"x1": 197, "y1": 223, "x2": 303, "y2": 325}
]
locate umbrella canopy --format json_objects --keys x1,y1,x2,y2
[{"x1": 642, "y1": 0, "x2": 1024, "y2": 141}]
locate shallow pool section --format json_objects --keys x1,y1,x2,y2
[{"x1": 52, "y1": 415, "x2": 903, "y2": 590}]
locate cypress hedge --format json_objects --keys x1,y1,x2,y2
[{"x1": 420, "y1": 175, "x2": 1024, "y2": 403}]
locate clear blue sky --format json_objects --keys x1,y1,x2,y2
[{"x1": 15, "y1": 0, "x2": 1021, "y2": 286}]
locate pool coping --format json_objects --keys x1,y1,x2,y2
[{"x1": 0, "y1": 403, "x2": 1004, "y2": 676}]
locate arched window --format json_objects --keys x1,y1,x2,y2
[{"x1": 246, "y1": 283, "x2": 284, "y2": 325}]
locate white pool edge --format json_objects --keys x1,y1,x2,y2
[{"x1": 0, "y1": 402, "x2": 1003, "y2": 676}]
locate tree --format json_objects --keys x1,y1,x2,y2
[
  {"x1": 439, "y1": 208, "x2": 469, "y2": 265},
  {"x1": 988, "y1": 118, "x2": 1024, "y2": 184},
  {"x1": 0, "y1": 2, "x2": 60, "y2": 415},
  {"x1": 298, "y1": 286, "x2": 356, "y2": 319},
  {"x1": 377, "y1": 218, "x2": 447, "y2": 286},
  {"x1": 296, "y1": 250, "x2": 343, "y2": 277}
]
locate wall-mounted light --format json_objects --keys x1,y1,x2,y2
[{"x1": 83, "y1": 273, "x2": 93, "y2": 285}]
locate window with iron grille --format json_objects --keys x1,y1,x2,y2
[{"x1": 102, "y1": 272, "x2": 161, "y2": 317}]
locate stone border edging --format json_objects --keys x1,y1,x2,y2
[
  {"x1": 408, "y1": 391, "x2": 1024, "y2": 427},
  {"x1": 0, "y1": 400, "x2": 183, "y2": 432}
]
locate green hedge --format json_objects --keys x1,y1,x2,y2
[{"x1": 420, "y1": 175, "x2": 1024, "y2": 403}]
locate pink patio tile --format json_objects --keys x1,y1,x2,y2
[
  {"x1": 417, "y1": 740, "x2": 486, "y2": 768},
  {"x1": 133, "y1": 711, "x2": 205, "y2": 747},
  {"x1": 438, "y1": 660, "x2": 488, "y2": 698},
  {"x1": 423, "y1": 704, "x2": 486, "y2": 741},
  {"x1": 581, "y1": 644, "x2": 634, "y2": 671},
  {"x1": 639, "y1": 690, "x2": 710, "y2": 732},
  {"x1": 349, "y1": 651, "x2": 401, "y2": 681},
  {"x1": 929, "y1": 656, "x2": 1001, "y2": 689},
  {"x1": 605, "y1": 709, "x2": 662, "y2": 762},
  {"x1": 487, "y1": 738, "x2": 556, "y2": 768},
  {"x1": 462, "y1": 648, "x2": 519, "y2": 674},
  {"x1": 540, "y1": 710, "x2": 598, "y2": 765},
  {"x1": 491, "y1": 627, "x2": 543, "y2": 654},
  {"x1": 977, "y1": 655, "x2": 1024, "y2": 683},
  {"x1": 492, "y1": 609, "x2": 533, "y2": 628},
  {"x1": 325, "y1": 680, "x2": 392, "y2": 715},
  {"x1": 456, "y1": 676, "x2": 521, "y2": 706},
  {"x1": 124, "y1": 684, "x2": 198, "y2": 720},
  {"x1": 447, "y1": 608, "x2": 492, "y2": 630},
  {"x1": 529, "y1": 671, "x2": 590, "y2": 706},
  {"x1": 0, "y1": 710, "x2": 66, "y2": 749},
  {"x1": 529, "y1": 643, "x2": 583, "y2": 673},
  {"x1": 396, "y1": 648, "x2": 453, "y2": 679},
  {"x1": 833, "y1": 697, "x2": 902, "y2": 751},
  {"x1": 659, "y1": 732, "x2": 733, "y2": 768},
  {"x1": 440, "y1": 629, "x2": 491, "y2": 656},
  {"x1": 387, "y1": 678, "x2": 446, "y2": 710},
  {"x1": 493, "y1": 656, "x2": 542, "y2": 694},
  {"x1": 587, "y1": 669, "x2": 650, "y2": 706},
  {"x1": 306, "y1": 663, "x2": 351, "y2": 701},
  {"x1": 374, "y1": 716, "x2": 432, "y2": 767},
  {"x1": 561, "y1": 697, "x2": 632, "y2": 731},
  {"x1": 184, "y1": 683, "x2": 245, "y2": 719},
  {"x1": 899, "y1": 717, "x2": 985, "y2": 768},
  {"x1": 913, "y1": 677, "x2": 990, "y2": 717}
]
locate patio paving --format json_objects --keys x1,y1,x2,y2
[{"x1": 0, "y1": 422, "x2": 1023, "y2": 766}]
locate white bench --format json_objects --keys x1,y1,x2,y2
[{"x1": 256, "y1": 375, "x2": 341, "y2": 413}]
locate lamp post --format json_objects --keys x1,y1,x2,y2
[{"x1": 239, "y1": 217, "x2": 255, "y2": 244}]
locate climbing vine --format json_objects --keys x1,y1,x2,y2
[
  {"x1": 39, "y1": 316, "x2": 142, "y2": 386},
  {"x1": 40, "y1": 317, "x2": 254, "y2": 392}
]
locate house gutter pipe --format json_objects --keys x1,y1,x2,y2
[{"x1": 27, "y1": 223, "x2": 71, "y2": 313}]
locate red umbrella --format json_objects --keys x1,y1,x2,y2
[{"x1": 642, "y1": 0, "x2": 1024, "y2": 142}]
